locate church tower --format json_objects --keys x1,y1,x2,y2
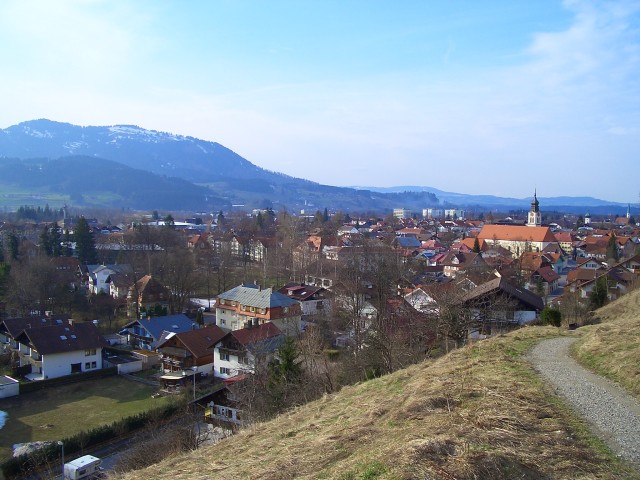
[{"x1": 527, "y1": 190, "x2": 541, "y2": 227}]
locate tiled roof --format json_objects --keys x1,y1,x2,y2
[
  {"x1": 158, "y1": 325, "x2": 226, "y2": 357},
  {"x1": 0, "y1": 317, "x2": 70, "y2": 337},
  {"x1": 16, "y1": 321, "x2": 107, "y2": 355},
  {"x1": 218, "y1": 284, "x2": 300, "y2": 309},
  {"x1": 478, "y1": 225, "x2": 557, "y2": 243},
  {"x1": 461, "y1": 277, "x2": 544, "y2": 311}
]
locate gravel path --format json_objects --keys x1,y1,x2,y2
[{"x1": 529, "y1": 336, "x2": 640, "y2": 465}]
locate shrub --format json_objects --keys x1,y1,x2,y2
[{"x1": 540, "y1": 307, "x2": 562, "y2": 327}]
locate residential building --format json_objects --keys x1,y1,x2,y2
[
  {"x1": 120, "y1": 314, "x2": 196, "y2": 350},
  {"x1": 212, "y1": 322, "x2": 284, "y2": 379},
  {"x1": 157, "y1": 324, "x2": 226, "y2": 376},
  {"x1": 13, "y1": 321, "x2": 107, "y2": 380},
  {"x1": 215, "y1": 284, "x2": 302, "y2": 334}
]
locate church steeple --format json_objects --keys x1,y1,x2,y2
[
  {"x1": 527, "y1": 190, "x2": 541, "y2": 227},
  {"x1": 531, "y1": 189, "x2": 539, "y2": 213}
]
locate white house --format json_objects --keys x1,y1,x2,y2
[
  {"x1": 212, "y1": 322, "x2": 284, "y2": 379},
  {"x1": 14, "y1": 321, "x2": 107, "y2": 380},
  {"x1": 85, "y1": 264, "x2": 132, "y2": 294}
]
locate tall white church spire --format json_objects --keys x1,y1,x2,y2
[{"x1": 527, "y1": 190, "x2": 541, "y2": 227}]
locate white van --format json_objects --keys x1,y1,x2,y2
[{"x1": 63, "y1": 455, "x2": 102, "y2": 480}]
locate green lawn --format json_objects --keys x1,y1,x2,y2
[{"x1": 0, "y1": 375, "x2": 172, "y2": 460}]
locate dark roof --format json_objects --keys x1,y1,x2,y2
[
  {"x1": 276, "y1": 283, "x2": 325, "y2": 302},
  {"x1": 215, "y1": 322, "x2": 284, "y2": 354},
  {"x1": 461, "y1": 277, "x2": 544, "y2": 311},
  {"x1": 157, "y1": 325, "x2": 226, "y2": 357},
  {"x1": 0, "y1": 317, "x2": 71, "y2": 338},
  {"x1": 232, "y1": 322, "x2": 282, "y2": 346},
  {"x1": 15, "y1": 322, "x2": 107, "y2": 355}
]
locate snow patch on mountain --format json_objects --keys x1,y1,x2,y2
[
  {"x1": 22, "y1": 126, "x2": 53, "y2": 139},
  {"x1": 63, "y1": 141, "x2": 88, "y2": 153}
]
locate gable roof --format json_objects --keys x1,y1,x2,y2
[
  {"x1": 218, "y1": 284, "x2": 300, "y2": 309},
  {"x1": 0, "y1": 316, "x2": 71, "y2": 338},
  {"x1": 15, "y1": 321, "x2": 107, "y2": 355},
  {"x1": 478, "y1": 225, "x2": 557, "y2": 243},
  {"x1": 215, "y1": 322, "x2": 284, "y2": 354},
  {"x1": 157, "y1": 325, "x2": 226, "y2": 358},
  {"x1": 461, "y1": 277, "x2": 544, "y2": 311},
  {"x1": 123, "y1": 314, "x2": 195, "y2": 342}
]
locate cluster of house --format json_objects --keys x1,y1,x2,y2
[{"x1": 2, "y1": 194, "x2": 638, "y2": 420}]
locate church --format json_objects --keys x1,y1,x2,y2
[{"x1": 477, "y1": 191, "x2": 558, "y2": 257}]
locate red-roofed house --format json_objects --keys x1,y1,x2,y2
[{"x1": 212, "y1": 322, "x2": 284, "y2": 379}]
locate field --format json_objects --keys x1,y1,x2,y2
[
  {"x1": 117, "y1": 325, "x2": 638, "y2": 480},
  {"x1": 0, "y1": 375, "x2": 172, "y2": 460}
]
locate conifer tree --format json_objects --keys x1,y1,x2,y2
[{"x1": 75, "y1": 217, "x2": 98, "y2": 264}]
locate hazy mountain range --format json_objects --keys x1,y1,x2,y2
[{"x1": 0, "y1": 119, "x2": 631, "y2": 214}]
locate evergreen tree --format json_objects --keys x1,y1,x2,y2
[
  {"x1": 589, "y1": 275, "x2": 609, "y2": 310},
  {"x1": 40, "y1": 225, "x2": 53, "y2": 256},
  {"x1": 75, "y1": 217, "x2": 98, "y2": 264},
  {"x1": 7, "y1": 232, "x2": 19, "y2": 261},
  {"x1": 606, "y1": 234, "x2": 619, "y2": 261},
  {"x1": 472, "y1": 237, "x2": 481, "y2": 253},
  {"x1": 50, "y1": 224, "x2": 62, "y2": 256}
]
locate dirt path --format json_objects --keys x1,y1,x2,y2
[{"x1": 529, "y1": 336, "x2": 640, "y2": 465}]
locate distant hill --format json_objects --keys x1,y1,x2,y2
[
  {"x1": 0, "y1": 156, "x2": 223, "y2": 211},
  {"x1": 0, "y1": 120, "x2": 438, "y2": 212},
  {"x1": 355, "y1": 185, "x2": 633, "y2": 214}
]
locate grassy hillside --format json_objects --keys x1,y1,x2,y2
[
  {"x1": 573, "y1": 287, "x2": 640, "y2": 400},
  {"x1": 115, "y1": 326, "x2": 638, "y2": 480}
]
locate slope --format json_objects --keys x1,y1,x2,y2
[
  {"x1": 0, "y1": 156, "x2": 224, "y2": 211},
  {"x1": 115, "y1": 326, "x2": 637, "y2": 480},
  {"x1": 573, "y1": 287, "x2": 640, "y2": 400}
]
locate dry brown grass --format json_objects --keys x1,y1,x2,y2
[
  {"x1": 112, "y1": 325, "x2": 638, "y2": 480},
  {"x1": 572, "y1": 287, "x2": 640, "y2": 400}
]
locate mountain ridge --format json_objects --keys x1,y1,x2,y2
[{"x1": 0, "y1": 119, "x2": 632, "y2": 213}]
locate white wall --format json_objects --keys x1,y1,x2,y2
[
  {"x1": 213, "y1": 345, "x2": 254, "y2": 379},
  {"x1": 0, "y1": 376, "x2": 19, "y2": 398},
  {"x1": 41, "y1": 348, "x2": 103, "y2": 379},
  {"x1": 117, "y1": 360, "x2": 143, "y2": 374}
]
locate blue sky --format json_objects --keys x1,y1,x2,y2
[{"x1": 0, "y1": 0, "x2": 638, "y2": 203}]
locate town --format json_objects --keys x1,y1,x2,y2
[{"x1": 0, "y1": 193, "x2": 639, "y2": 478}]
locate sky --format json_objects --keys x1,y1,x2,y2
[{"x1": 0, "y1": 0, "x2": 639, "y2": 203}]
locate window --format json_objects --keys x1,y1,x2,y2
[
  {"x1": 220, "y1": 367, "x2": 231, "y2": 375},
  {"x1": 85, "y1": 362, "x2": 91, "y2": 369},
  {"x1": 238, "y1": 356, "x2": 248, "y2": 365},
  {"x1": 91, "y1": 361, "x2": 97, "y2": 368},
  {"x1": 85, "y1": 349, "x2": 96, "y2": 356},
  {"x1": 220, "y1": 352, "x2": 230, "y2": 361}
]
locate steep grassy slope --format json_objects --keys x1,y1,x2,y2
[
  {"x1": 115, "y1": 326, "x2": 637, "y2": 480},
  {"x1": 573, "y1": 287, "x2": 640, "y2": 400}
]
